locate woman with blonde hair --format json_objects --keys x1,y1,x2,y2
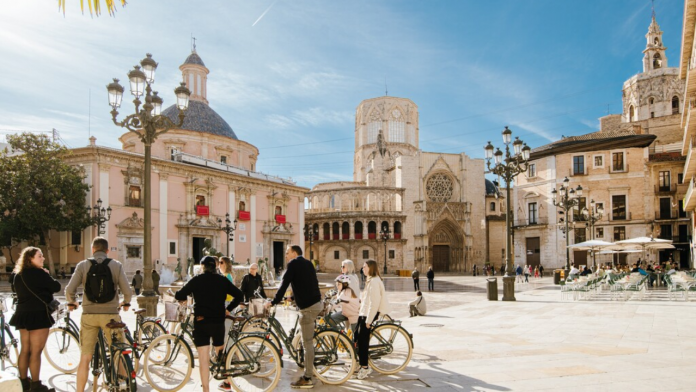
[
  {"x1": 340, "y1": 259, "x2": 361, "y2": 298},
  {"x1": 356, "y1": 260, "x2": 390, "y2": 380},
  {"x1": 10, "y1": 247, "x2": 60, "y2": 392}
]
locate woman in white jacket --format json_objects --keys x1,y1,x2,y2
[{"x1": 356, "y1": 260, "x2": 390, "y2": 380}]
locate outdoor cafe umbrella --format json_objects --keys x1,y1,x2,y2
[
  {"x1": 567, "y1": 240, "x2": 616, "y2": 269},
  {"x1": 598, "y1": 249, "x2": 642, "y2": 268},
  {"x1": 615, "y1": 236, "x2": 674, "y2": 262}
]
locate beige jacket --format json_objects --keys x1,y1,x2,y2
[{"x1": 359, "y1": 276, "x2": 391, "y2": 323}]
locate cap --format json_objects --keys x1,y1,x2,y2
[{"x1": 200, "y1": 256, "x2": 217, "y2": 267}]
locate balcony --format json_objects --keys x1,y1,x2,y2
[
  {"x1": 609, "y1": 212, "x2": 632, "y2": 221},
  {"x1": 655, "y1": 210, "x2": 677, "y2": 220},
  {"x1": 513, "y1": 216, "x2": 548, "y2": 228},
  {"x1": 685, "y1": 177, "x2": 696, "y2": 210},
  {"x1": 655, "y1": 183, "x2": 677, "y2": 195},
  {"x1": 685, "y1": 136, "x2": 696, "y2": 179},
  {"x1": 195, "y1": 205, "x2": 209, "y2": 216}
]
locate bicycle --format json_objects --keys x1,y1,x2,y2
[
  {"x1": 0, "y1": 295, "x2": 19, "y2": 376},
  {"x1": 242, "y1": 302, "x2": 356, "y2": 385},
  {"x1": 89, "y1": 317, "x2": 138, "y2": 392},
  {"x1": 142, "y1": 307, "x2": 282, "y2": 392}
]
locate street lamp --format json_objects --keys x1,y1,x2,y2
[
  {"x1": 86, "y1": 198, "x2": 112, "y2": 235},
  {"x1": 484, "y1": 127, "x2": 531, "y2": 301},
  {"x1": 304, "y1": 225, "x2": 316, "y2": 262},
  {"x1": 217, "y1": 213, "x2": 238, "y2": 257},
  {"x1": 581, "y1": 199, "x2": 604, "y2": 270},
  {"x1": 108, "y1": 53, "x2": 191, "y2": 316},
  {"x1": 379, "y1": 226, "x2": 390, "y2": 275},
  {"x1": 551, "y1": 177, "x2": 584, "y2": 271}
]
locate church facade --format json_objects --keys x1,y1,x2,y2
[{"x1": 304, "y1": 96, "x2": 487, "y2": 274}]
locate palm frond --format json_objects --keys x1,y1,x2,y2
[{"x1": 58, "y1": 0, "x2": 127, "y2": 17}]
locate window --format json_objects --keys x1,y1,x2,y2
[
  {"x1": 71, "y1": 231, "x2": 82, "y2": 245},
  {"x1": 629, "y1": 106, "x2": 635, "y2": 122},
  {"x1": 168, "y1": 241, "x2": 177, "y2": 256},
  {"x1": 127, "y1": 246, "x2": 141, "y2": 258},
  {"x1": 613, "y1": 226, "x2": 626, "y2": 241},
  {"x1": 678, "y1": 173, "x2": 684, "y2": 184},
  {"x1": 573, "y1": 197, "x2": 587, "y2": 221},
  {"x1": 574, "y1": 228, "x2": 586, "y2": 243},
  {"x1": 334, "y1": 251, "x2": 340, "y2": 259},
  {"x1": 528, "y1": 203, "x2": 538, "y2": 224},
  {"x1": 129, "y1": 185, "x2": 141, "y2": 207},
  {"x1": 659, "y1": 171, "x2": 671, "y2": 191},
  {"x1": 170, "y1": 147, "x2": 180, "y2": 161},
  {"x1": 595, "y1": 202, "x2": 604, "y2": 213},
  {"x1": 612, "y1": 152, "x2": 624, "y2": 171},
  {"x1": 594, "y1": 155, "x2": 604, "y2": 168},
  {"x1": 660, "y1": 224, "x2": 672, "y2": 240},
  {"x1": 573, "y1": 156, "x2": 584, "y2": 175},
  {"x1": 389, "y1": 250, "x2": 395, "y2": 259},
  {"x1": 490, "y1": 202, "x2": 496, "y2": 212},
  {"x1": 528, "y1": 163, "x2": 536, "y2": 177},
  {"x1": 367, "y1": 122, "x2": 380, "y2": 144},
  {"x1": 673, "y1": 96, "x2": 680, "y2": 115},
  {"x1": 220, "y1": 155, "x2": 227, "y2": 164},
  {"x1": 596, "y1": 227, "x2": 604, "y2": 238},
  {"x1": 612, "y1": 195, "x2": 627, "y2": 220},
  {"x1": 196, "y1": 195, "x2": 206, "y2": 206},
  {"x1": 238, "y1": 201, "x2": 246, "y2": 211},
  {"x1": 649, "y1": 97, "x2": 654, "y2": 105},
  {"x1": 362, "y1": 250, "x2": 369, "y2": 259},
  {"x1": 389, "y1": 121, "x2": 405, "y2": 143},
  {"x1": 275, "y1": 206, "x2": 282, "y2": 215},
  {"x1": 679, "y1": 200, "x2": 686, "y2": 218}
]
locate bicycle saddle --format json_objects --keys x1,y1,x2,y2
[
  {"x1": 225, "y1": 315, "x2": 247, "y2": 323},
  {"x1": 106, "y1": 319, "x2": 127, "y2": 329},
  {"x1": 134, "y1": 309, "x2": 146, "y2": 315}
]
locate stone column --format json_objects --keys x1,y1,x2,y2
[{"x1": 349, "y1": 220, "x2": 355, "y2": 240}]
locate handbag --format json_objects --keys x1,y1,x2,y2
[{"x1": 19, "y1": 273, "x2": 59, "y2": 317}]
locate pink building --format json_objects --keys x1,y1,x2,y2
[{"x1": 49, "y1": 49, "x2": 307, "y2": 276}]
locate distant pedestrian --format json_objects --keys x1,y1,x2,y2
[
  {"x1": 132, "y1": 270, "x2": 143, "y2": 295},
  {"x1": 539, "y1": 264, "x2": 544, "y2": 278},
  {"x1": 152, "y1": 269, "x2": 160, "y2": 296},
  {"x1": 534, "y1": 266, "x2": 539, "y2": 279},
  {"x1": 427, "y1": 266, "x2": 434, "y2": 291},
  {"x1": 411, "y1": 268, "x2": 420, "y2": 291},
  {"x1": 473, "y1": 264, "x2": 477, "y2": 276},
  {"x1": 524, "y1": 265, "x2": 530, "y2": 283},
  {"x1": 516, "y1": 265, "x2": 523, "y2": 283},
  {"x1": 60, "y1": 266, "x2": 66, "y2": 280}
]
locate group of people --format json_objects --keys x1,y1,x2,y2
[
  {"x1": 8, "y1": 236, "x2": 402, "y2": 391},
  {"x1": 411, "y1": 266, "x2": 435, "y2": 291},
  {"x1": 515, "y1": 264, "x2": 544, "y2": 282}
]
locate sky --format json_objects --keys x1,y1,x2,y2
[{"x1": 0, "y1": 0, "x2": 686, "y2": 189}]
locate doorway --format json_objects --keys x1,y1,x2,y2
[
  {"x1": 573, "y1": 250, "x2": 587, "y2": 268},
  {"x1": 432, "y1": 245, "x2": 450, "y2": 272},
  {"x1": 193, "y1": 237, "x2": 206, "y2": 264},
  {"x1": 525, "y1": 237, "x2": 540, "y2": 268},
  {"x1": 273, "y1": 241, "x2": 285, "y2": 274}
]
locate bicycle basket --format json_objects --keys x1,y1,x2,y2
[
  {"x1": 249, "y1": 298, "x2": 268, "y2": 317},
  {"x1": 164, "y1": 301, "x2": 186, "y2": 323}
]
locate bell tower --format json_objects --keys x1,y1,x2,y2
[{"x1": 642, "y1": 14, "x2": 668, "y2": 72}]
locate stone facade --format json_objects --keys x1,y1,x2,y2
[{"x1": 305, "y1": 96, "x2": 487, "y2": 274}]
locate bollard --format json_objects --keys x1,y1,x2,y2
[{"x1": 486, "y1": 278, "x2": 498, "y2": 301}]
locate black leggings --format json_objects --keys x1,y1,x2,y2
[{"x1": 356, "y1": 313, "x2": 381, "y2": 367}]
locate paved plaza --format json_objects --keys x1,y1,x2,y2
[{"x1": 3, "y1": 275, "x2": 696, "y2": 391}]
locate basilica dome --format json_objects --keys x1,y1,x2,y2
[{"x1": 162, "y1": 100, "x2": 237, "y2": 140}]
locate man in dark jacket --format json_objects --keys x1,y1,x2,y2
[
  {"x1": 427, "y1": 266, "x2": 435, "y2": 292},
  {"x1": 265, "y1": 244, "x2": 322, "y2": 389},
  {"x1": 411, "y1": 268, "x2": 420, "y2": 291},
  {"x1": 240, "y1": 263, "x2": 267, "y2": 302},
  {"x1": 175, "y1": 256, "x2": 243, "y2": 392}
]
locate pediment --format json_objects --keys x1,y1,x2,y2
[
  {"x1": 425, "y1": 156, "x2": 455, "y2": 178},
  {"x1": 116, "y1": 212, "x2": 145, "y2": 229}
]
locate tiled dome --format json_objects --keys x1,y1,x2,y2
[
  {"x1": 184, "y1": 52, "x2": 205, "y2": 66},
  {"x1": 485, "y1": 179, "x2": 500, "y2": 196},
  {"x1": 162, "y1": 100, "x2": 237, "y2": 140}
]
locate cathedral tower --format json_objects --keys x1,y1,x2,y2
[{"x1": 643, "y1": 15, "x2": 668, "y2": 72}]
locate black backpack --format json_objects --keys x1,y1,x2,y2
[{"x1": 85, "y1": 258, "x2": 117, "y2": 303}]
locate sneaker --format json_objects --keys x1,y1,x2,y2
[
  {"x1": 290, "y1": 376, "x2": 314, "y2": 389},
  {"x1": 356, "y1": 367, "x2": 372, "y2": 380},
  {"x1": 218, "y1": 381, "x2": 231, "y2": 391}
]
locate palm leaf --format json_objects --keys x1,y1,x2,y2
[{"x1": 58, "y1": 0, "x2": 127, "y2": 17}]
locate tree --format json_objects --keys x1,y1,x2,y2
[
  {"x1": 57, "y1": 0, "x2": 127, "y2": 17},
  {"x1": 0, "y1": 133, "x2": 92, "y2": 275}
]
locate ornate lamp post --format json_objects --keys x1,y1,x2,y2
[
  {"x1": 86, "y1": 198, "x2": 112, "y2": 235},
  {"x1": 484, "y1": 126, "x2": 531, "y2": 301},
  {"x1": 217, "y1": 213, "x2": 238, "y2": 257},
  {"x1": 551, "y1": 177, "x2": 583, "y2": 271},
  {"x1": 582, "y1": 199, "x2": 604, "y2": 270},
  {"x1": 304, "y1": 226, "x2": 316, "y2": 261},
  {"x1": 107, "y1": 53, "x2": 191, "y2": 316},
  {"x1": 379, "y1": 226, "x2": 390, "y2": 276}
]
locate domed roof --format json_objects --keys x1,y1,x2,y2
[
  {"x1": 485, "y1": 179, "x2": 501, "y2": 196},
  {"x1": 162, "y1": 100, "x2": 237, "y2": 140},
  {"x1": 184, "y1": 52, "x2": 205, "y2": 66}
]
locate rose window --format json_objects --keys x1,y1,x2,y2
[{"x1": 426, "y1": 173, "x2": 453, "y2": 202}]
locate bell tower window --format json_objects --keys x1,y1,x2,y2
[
  {"x1": 653, "y1": 53, "x2": 662, "y2": 69},
  {"x1": 629, "y1": 105, "x2": 635, "y2": 122},
  {"x1": 672, "y1": 96, "x2": 680, "y2": 115}
]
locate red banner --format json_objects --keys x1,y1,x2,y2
[
  {"x1": 275, "y1": 214, "x2": 286, "y2": 223},
  {"x1": 196, "y1": 205, "x2": 209, "y2": 216},
  {"x1": 238, "y1": 211, "x2": 251, "y2": 221}
]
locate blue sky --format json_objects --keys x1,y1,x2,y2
[{"x1": 0, "y1": 1, "x2": 685, "y2": 188}]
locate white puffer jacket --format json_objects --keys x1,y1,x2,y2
[{"x1": 359, "y1": 276, "x2": 390, "y2": 323}]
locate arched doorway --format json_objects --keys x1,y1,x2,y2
[{"x1": 428, "y1": 219, "x2": 465, "y2": 272}]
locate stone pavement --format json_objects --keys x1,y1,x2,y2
[{"x1": 2, "y1": 275, "x2": 696, "y2": 391}]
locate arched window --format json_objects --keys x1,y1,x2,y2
[
  {"x1": 654, "y1": 37, "x2": 660, "y2": 45},
  {"x1": 649, "y1": 97, "x2": 654, "y2": 105},
  {"x1": 394, "y1": 221, "x2": 402, "y2": 239},
  {"x1": 275, "y1": 206, "x2": 282, "y2": 215},
  {"x1": 332, "y1": 222, "x2": 340, "y2": 240},
  {"x1": 629, "y1": 105, "x2": 635, "y2": 122},
  {"x1": 323, "y1": 223, "x2": 330, "y2": 240},
  {"x1": 342, "y1": 222, "x2": 349, "y2": 240},
  {"x1": 196, "y1": 195, "x2": 206, "y2": 206},
  {"x1": 238, "y1": 201, "x2": 246, "y2": 211},
  {"x1": 368, "y1": 221, "x2": 377, "y2": 239},
  {"x1": 490, "y1": 202, "x2": 496, "y2": 212},
  {"x1": 312, "y1": 224, "x2": 319, "y2": 241},
  {"x1": 354, "y1": 221, "x2": 363, "y2": 239},
  {"x1": 672, "y1": 96, "x2": 680, "y2": 115},
  {"x1": 330, "y1": 195, "x2": 335, "y2": 209},
  {"x1": 653, "y1": 53, "x2": 662, "y2": 69}
]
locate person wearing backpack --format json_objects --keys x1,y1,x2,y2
[{"x1": 65, "y1": 237, "x2": 132, "y2": 392}]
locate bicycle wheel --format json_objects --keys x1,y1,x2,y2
[
  {"x1": 240, "y1": 318, "x2": 283, "y2": 353},
  {"x1": 312, "y1": 330, "x2": 356, "y2": 385},
  {"x1": 226, "y1": 335, "x2": 281, "y2": 392},
  {"x1": 143, "y1": 335, "x2": 193, "y2": 392},
  {"x1": 44, "y1": 327, "x2": 80, "y2": 374},
  {"x1": 112, "y1": 351, "x2": 137, "y2": 392},
  {"x1": 137, "y1": 320, "x2": 167, "y2": 347},
  {"x1": 172, "y1": 323, "x2": 197, "y2": 358},
  {"x1": 368, "y1": 324, "x2": 413, "y2": 374}
]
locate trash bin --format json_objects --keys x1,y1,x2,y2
[
  {"x1": 554, "y1": 269, "x2": 562, "y2": 285},
  {"x1": 486, "y1": 278, "x2": 498, "y2": 301}
]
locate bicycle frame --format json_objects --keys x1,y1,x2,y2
[
  {"x1": 0, "y1": 297, "x2": 18, "y2": 370},
  {"x1": 91, "y1": 326, "x2": 137, "y2": 390}
]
